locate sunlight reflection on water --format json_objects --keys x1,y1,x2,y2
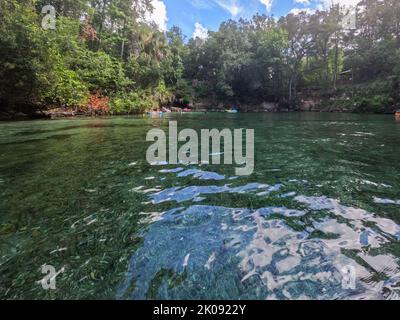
[{"x1": 119, "y1": 168, "x2": 400, "y2": 300}]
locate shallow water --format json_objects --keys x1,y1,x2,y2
[{"x1": 0, "y1": 113, "x2": 399, "y2": 299}]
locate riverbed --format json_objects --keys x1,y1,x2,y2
[{"x1": 0, "y1": 113, "x2": 399, "y2": 299}]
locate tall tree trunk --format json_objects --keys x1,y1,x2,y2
[
  {"x1": 333, "y1": 34, "x2": 339, "y2": 92},
  {"x1": 121, "y1": 39, "x2": 125, "y2": 60}
]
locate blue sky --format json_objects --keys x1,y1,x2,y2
[
  {"x1": 147, "y1": 0, "x2": 358, "y2": 38},
  {"x1": 164, "y1": 0, "x2": 304, "y2": 37}
]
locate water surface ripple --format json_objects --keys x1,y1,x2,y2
[{"x1": 0, "y1": 114, "x2": 399, "y2": 299}]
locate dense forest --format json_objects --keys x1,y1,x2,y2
[{"x1": 1, "y1": 0, "x2": 400, "y2": 119}]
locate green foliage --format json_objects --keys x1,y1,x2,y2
[
  {"x1": 0, "y1": 0, "x2": 51, "y2": 108},
  {"x1": 0, "y1": 0, "x2": 187, "y2": 115},
  {"x1": 1, "y1": 0, "x2": 400, "y2": 116},
  {"x1": 110, "y1": 91, "x2": 153, "y2": 114},
  {"x1": 76, "y1": 50, "x2": 132, "y2": 95},
  {"x1": 43, "y1": 66, "x2": 89, "y2": 107},
  {"x1": 354, "y1": 95, "x2": 391, "y2": 113},
  {"x1": 350, "y1": 80, "x2": 394, "y2": 113}
]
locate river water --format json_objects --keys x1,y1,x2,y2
[{"x1": 0, "y1": 113, "x2": 399, "y2": 299}]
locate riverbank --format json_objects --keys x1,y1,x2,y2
[
  {"x1": 1, "y1": 109, "x2": 398, "y2": 122},
  {"x1": 1, "y1": 99, "x2": 399, "y2": 121}
]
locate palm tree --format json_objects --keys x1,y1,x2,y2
[{"x1": 137, "y1": 26, "x2": 168, "y2": 63}]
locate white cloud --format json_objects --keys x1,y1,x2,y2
[
  {"x1": 192, "y1": 22, "x2": 209, "y2": 40},
  {"x1": 294, "y1": 0, "x2": 310, "y2": 5},
  {"x1": 289, "y1": 8, "x2": 316, "y2": 15},
  {"x1": 320, "y1": 0, "x2": 360, "y2": 8},
  {"x1": 191, "y1": 0, "x2": 213, "y2": 9},
  {"x1": 289, "y1": 0, "x2": 359, "y2": 16},
  {"x1": 145, "y1": 0, "x2": 168, "y2": 32},
  {"x1": 191, "y1": 0, "x2": 242, "y2": 18},
  {"x1": 259, "y1": 0, "x2": 273, "y2": 12},
  {"x1": 214, "y1": 0, "x2": 242, "y2": 17}
]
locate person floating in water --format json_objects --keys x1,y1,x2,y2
[
  {"x1": 147, "y1": 110, "x2": 164, "y2": 118},
  {"x1": 226, "y1": 105, "x2": 238, "y2": 113}
]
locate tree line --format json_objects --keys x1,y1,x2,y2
[{"x1": 1, "y1": 0, "x2": 399, "y2": 118}]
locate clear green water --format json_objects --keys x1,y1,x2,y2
[{"x1": 0, "y1": 113, "x2": 399, "y2": 300}]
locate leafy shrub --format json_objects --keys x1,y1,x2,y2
[
  {"x1": 110, "y1": 91, "x2": 154, "y2": 114},
  {"x1": 354, "y1": 94, "x2": 392, "y2": 113}
]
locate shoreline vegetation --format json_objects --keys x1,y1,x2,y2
[
  {"x1": 1, "y1": 1, "x2": 400, "y2": 121},
  {"x1": 2, "y1": 99, "x2": 398, "y2": 121},
  {"x1": 1, "y1": 103, "x2": 398, "y2": 122}
]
